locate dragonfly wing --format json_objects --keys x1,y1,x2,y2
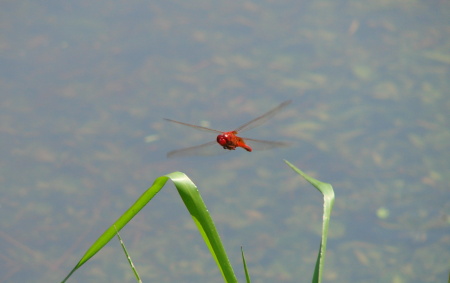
[
  {"x1": 234, "y1": 100, "x2": 292, "y2": 133},
  {"x1": 241, "y1": 137, "x2": 291, "y2": 151},
  {"x1": 167, "y1": 141, "x2": 228, "y2": 158},
  {"x1": 164, "y1": 118, "x2": 222, "y2": 133}
]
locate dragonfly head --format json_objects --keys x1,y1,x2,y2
[
  {"x1": 217, "y1": 133, "x2": 238, "y2": 150},
  {"x1": 216, "y1": 134, "x2": 228, "y2": 147}
]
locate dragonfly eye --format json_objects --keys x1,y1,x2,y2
[{"x1": 216, "y1": 135, "x2": 227, "y2": 146}]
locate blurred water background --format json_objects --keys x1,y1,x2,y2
[{"x1": 1, "y1": 1, "x2": 449, "y2": 282}]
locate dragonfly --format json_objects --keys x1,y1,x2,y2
[{"x1": 164, "y1": 100, "x2": 291, "y2": 158}]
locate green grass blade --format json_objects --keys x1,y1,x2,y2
[
  {"x1": 241, "y1": 246, "x2": 251, "y2": 283},
  {"x1": 166, "y1": 171, "x2": 238, "y2": 283},
  {"x1": 284, "y1": 160, "x2": 335, "y2": 283},
  {"x1": 114, "y1": 226, "x2": 142, "y2": 283},
  {"x1": 61, "y1": 176, "x2": 169, "y2": 283},
  {"x1": 61, "y1": 172, "x2": 237, "y2": 283}
]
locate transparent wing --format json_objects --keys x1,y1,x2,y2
[
  {"x1": 235, "y1": 100, "x2": 292, "y2": 133},
  {"x1": 164, "y1": 118, "x2": 222, "y2": 133},
  {"x1": 242, "y1": 137, "x2": 291, "y2": 151},
  {"x1": 167, "y1": 141, "x2": 226, "y2": 158}
]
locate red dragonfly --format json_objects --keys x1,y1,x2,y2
[{"x1": 164, "y1": 100, "x2": 291, "y2": 158}]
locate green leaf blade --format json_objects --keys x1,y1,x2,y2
[
  {"x1": 61, "y1": 176, "x2": 169, "y2": 283},
  {"x1": 62, "y1": 172, "x2": 237, "y2": 283},
  {"x1": 166, "y1": 171, "x2": 238, "y2": 283},
  {"x1": 284, "y1": 160, "x2": 335, "y2": 283}
]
